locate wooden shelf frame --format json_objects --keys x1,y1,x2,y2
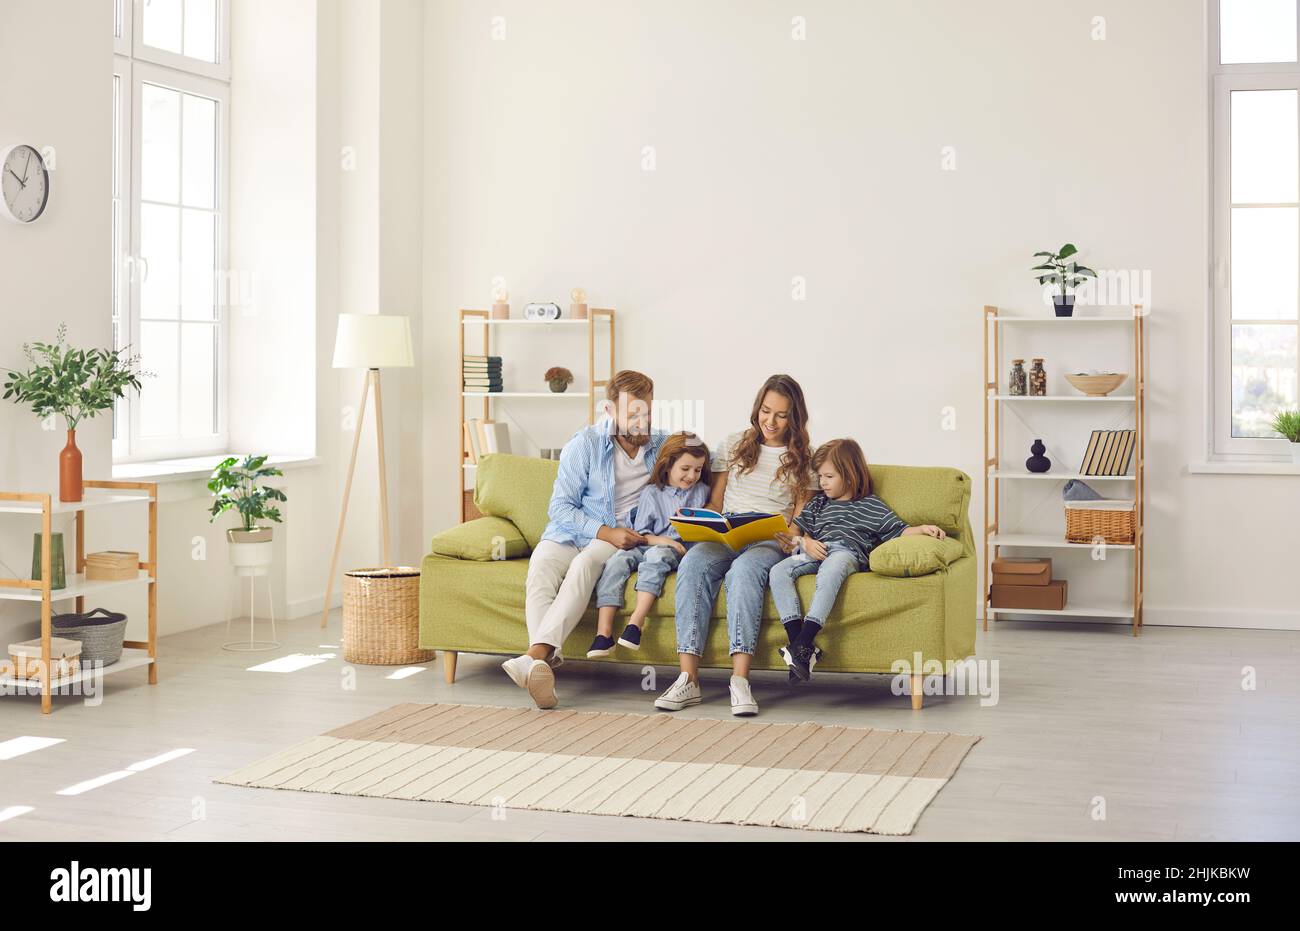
[
  {"x1": 982, "y1": 305, "x2": 1146, "y2": 636},
  {"x1": 0, "y1": 481, "x2": 158, "y2": 713},
  {"x1": 458, "y1": 307, "x2": 616, "y2": 522}
]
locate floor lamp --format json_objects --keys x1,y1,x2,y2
[{"x1": 321, "y1": 313, "x2": 415, "y2": 628}]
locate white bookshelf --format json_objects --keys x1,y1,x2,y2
[{"x1": 983, "y1": 305, "x2": 1146, "y2": 635}]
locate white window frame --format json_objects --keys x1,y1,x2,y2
[
  {"x1": 113, "y1": 1, "x2": 231, "y2": 463},
  {"x1": 1209, "y1": 0, "x2": 1300, "y2": 459},
  {"x1": 130, "y1": 0, "x2": 231, "y2": 82}
]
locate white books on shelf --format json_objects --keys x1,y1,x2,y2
[{"x1": 476, "y1": 421, "x2": 511, "y2": 455}]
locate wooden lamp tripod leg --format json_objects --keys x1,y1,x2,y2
[
  {"x1": 372, "y1": 369, "x2": 391, "y2": 567},
  {"x1": 320, "y1": 372, "x2": 372, "y2": 628}
]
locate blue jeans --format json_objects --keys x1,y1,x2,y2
[
  {"x1": 594, "y1": 544, "x2": 682, "y2": 608},
  {"x1": 769, "y1": 543, "x2": 861, "y2": 628},
  {"x1": 673, "y1": 540, "x2": 785, "y2": 656}
]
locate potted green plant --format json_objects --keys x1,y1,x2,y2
[
  {"x1": 1032, "y1": 243, "x2": 1098, "y2": 317},
  {"x1": 1271, "y1": 410, "x2": 1300, "y2": 464},
  {"x1": 2, "y1": 324, "x2": 147, "y2": 502},
  {"x1": 207, "y1": 455, "x2": 287, "y2": 567},
  {"x1": 545, "y1": 366, "x2": 575, "y2": 393}
]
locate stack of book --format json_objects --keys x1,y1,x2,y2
[{"x1": 463, "y1": 355, "x2": 502, "y2": 392}]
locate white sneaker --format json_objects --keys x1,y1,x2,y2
[
  {"x1": 525, "y1": 659, "x2": 558, "y2": 710},
  {"x1": 729, "y1": 675, "x2": 758, "y2": 716},
  {"x1": 500, "y1": 654, "x2": 533, "y2": 688},
  {"x1": 654, "y1": 672, "x2": 702, "y2": 711}
]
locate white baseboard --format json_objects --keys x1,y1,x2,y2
[
  {"x1": 286, "y1": 591, "x2": 342, "y2": 620},
  {"x1": 1139, "y1": 605, "x2": 1300, "y2": 631}
]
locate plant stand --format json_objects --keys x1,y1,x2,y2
[{"x1": 224, "y1": 565, "x2": 278, "y2": 652}]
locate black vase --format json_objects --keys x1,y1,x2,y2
[
  {"x1": 1026, "y1": 439, "x2": 1051, "y2": 473},
  {"x1": 1053, "y1": 295, "x2": 1075, "y2": 318}
]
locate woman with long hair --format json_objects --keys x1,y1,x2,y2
[{"x1": 653, "y1": 373, "x2": 814, "y2": 716}]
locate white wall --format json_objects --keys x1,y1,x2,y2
[
  {"x1": 0, "y1": 2, "x2": 114, "y2": 645},
  {"x1": 420, "y1": 0, "x2": 1299, "y2": 629}
]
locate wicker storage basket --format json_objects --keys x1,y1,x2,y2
[
  {"x1": 1065, "y1": 499, "x2": 1136, "y2": 545},
  {"x1": 51, "y1": 608, "x2": 128, "y2": 666},
  {"x1": 342, "y1": 567, "x2": 433, "y2": 665},
  {"x1": 8, "y1": 637, "x2": 82, "y2": 680}
]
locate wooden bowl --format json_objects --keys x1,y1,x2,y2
[{"x1": 1065, "y1": 372, "x2": 1127, "y2": 397}]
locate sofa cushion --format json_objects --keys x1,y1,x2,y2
[
  {"x1": 869, "y1": 535, "x2": 965, "y2": 577},
  {"x1": 429, "y1": 516, "x2": 528, "y2": 561},
  {"x1": 868, "y1": 464, "x2": 971, "y2": 540},
  {"x1": 475, "y1": 454, "x2": 560, "y2": 549}
]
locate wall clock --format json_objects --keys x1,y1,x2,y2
[{"x1": 0, "y1": 144, "x2": 50, "y2": 223}]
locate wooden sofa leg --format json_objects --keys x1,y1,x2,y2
[
  {"x1": 443, "y1": 651, "x2": 458, "y2": 684},
  {"x1": 911, "y1": 674, "x2": 923, "y2": 711}
]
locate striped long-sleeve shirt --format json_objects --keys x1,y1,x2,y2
[{"x1": 793, "y1": 492, "x2": 908, "y2": 569}]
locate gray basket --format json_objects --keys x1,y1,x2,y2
[{"x1": 51, "y1": 608, "x2": 127, "y2": 666}]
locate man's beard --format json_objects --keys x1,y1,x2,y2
[{"x1": 620, "y1": 430, "x2": 651, "y2": 447}]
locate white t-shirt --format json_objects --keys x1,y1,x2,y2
[
  {"x1": 611, "y1": 441, "x2": 649, "y2": 524},
  {"x1": 712, "y1": 430, "x2": 813, "y2": 520}
]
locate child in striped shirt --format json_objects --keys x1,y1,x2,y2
[
  {"x1": 770, "y1": 438, "x2": 947, "y2": 680},
  {"x1": 586, "y1": 432, "x2": 711, "y2": 657}
]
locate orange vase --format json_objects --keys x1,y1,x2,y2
[{"x1": 59, "y1": 429, "x2": 83, "y2": 502}]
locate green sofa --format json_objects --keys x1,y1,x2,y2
[{"x1": 419, "y1": 454, "x2": 977, "y2": 708}]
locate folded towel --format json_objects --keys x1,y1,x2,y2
[{"x1": 1062, "y1": 479, "x2": 1103, "y2": 502}]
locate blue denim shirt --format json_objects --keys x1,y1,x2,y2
[
  {"x1": 631, "y1": 481, "x2": 710, "y2": 539},
  {"x1": 541, "y1": 417, "x2": 668, "y2": 548}
]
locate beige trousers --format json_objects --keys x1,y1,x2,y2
[{"x1": 525, "y1": 538, "x2": 619, "y2": 650}]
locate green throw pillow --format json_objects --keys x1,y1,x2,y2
[
  {"x1": 428, "y1": 516, "x2": 528, "y2": 561},
  {"x1": 869, "y1": 535, "x2": 965, "y2": 578}
]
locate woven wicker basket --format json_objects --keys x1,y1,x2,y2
[
  {"x1": 1065, "y1": 500, "x2": 1136, "y2": 545},
  {"x1": 342, "y1": 567, "x2": 433, "y2": 665},
  {"x1": 52, "y1": 608, "x2": 128, "y2": 666}
]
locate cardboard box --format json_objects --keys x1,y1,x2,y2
[
  {"x1": 990, "y1": 579, "x2": 1067, "y2": 610},
  {"x1": 991, "y1": 557, "x2": 1052, "y2": 586}
]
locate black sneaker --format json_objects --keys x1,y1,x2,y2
[
  {"x1": 787, "y1": 643, "x2": 814, "y2": 681},
  {"x1": 586, "y1": 635, "x2": 616, "y2": 658},
  {"x1": 779, "y1": 645, "x2": 802, "y2": 683},
  {"x1": 616, "y1": 624, "x2": 642, "y2": 650}
]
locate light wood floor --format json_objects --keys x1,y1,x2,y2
[{"x1": 1, "y1": 611, "x2": 1297, "y2": 841}]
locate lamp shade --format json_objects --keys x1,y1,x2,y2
[{"x1": 332, "y1": 314, "x2": 415, "y2": 369}]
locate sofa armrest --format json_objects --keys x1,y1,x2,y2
[{"x1": 428, "y1": 516, "x2": 529, "y2": 561}]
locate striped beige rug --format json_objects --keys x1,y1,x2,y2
[{"x1": 216, "y1": 703, "x2": 979, "y2": 835}]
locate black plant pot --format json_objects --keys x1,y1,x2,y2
[{"x1": 1053, "y1": 295, "x2": 1076, "y2": 318}]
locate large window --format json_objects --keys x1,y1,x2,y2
[
  {"x1": 113, "y1": 0, "x2": 230, "y2": 461},
  {"x1": 1212, "y1": 0, "x2": 1300, "y2": 457}
]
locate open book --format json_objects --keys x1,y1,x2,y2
[{"x1": 669, "y1": 509, "x2": 788, "y2": 551}]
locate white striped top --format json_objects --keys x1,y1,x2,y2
[{"x1": 711, "y1": 430, "x2": 813, "y2": 521}]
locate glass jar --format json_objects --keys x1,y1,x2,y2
[
  {"x1": 1029, "y1": 358, "x2": 1047, "y2": 397},
  {"x1": 1009, "y1": 359, "x2": 1027, "y2": 396}
]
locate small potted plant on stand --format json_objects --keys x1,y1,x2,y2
[
  {"x1": 207, "y1": 455, "x2": 287, "y2": 567},
  {"x1": 1032, "y1": 243, "x2": 1097, "y2": 317},
  {"x1": 1271, "y1": 410, "x2": 1300, "y2": 464},
  {"x1": 2, "y1": 324, "x2": 146, "y2": 502},
  {"x1": 545, "y1": 366, "x2": 575, "y2": 393}
]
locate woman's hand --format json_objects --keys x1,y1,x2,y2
[
  {"x1": 905, "y1": 524, "x2": 947, "y2": 540},
  {"x1": 774, "y1": 531, "x2": 799, "y2": 555},
  {"x1": 803, "y1": 537, "x2": 829, "y2": 561}
]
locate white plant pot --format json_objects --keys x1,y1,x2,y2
[
  {"x1": 1291, "y1": 442, "x2": 1300, "y2": 465},
  {"x1": 228, "y1": 527, "x2": 274, "y2": 567}
]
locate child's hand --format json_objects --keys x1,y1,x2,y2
[
  {"x1": 916, "y1": 524, "x2": 946, "y2": 539},
  {"x1": 647, "y1": 534, "x2": 687, "y2": 557},
  {"x1": 803, "y1": 538, "x2": 829, "y2": 561}
]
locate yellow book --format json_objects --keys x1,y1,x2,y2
[{"x1": 669, "y1": 509, "x2": 789, "y2": 551}]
